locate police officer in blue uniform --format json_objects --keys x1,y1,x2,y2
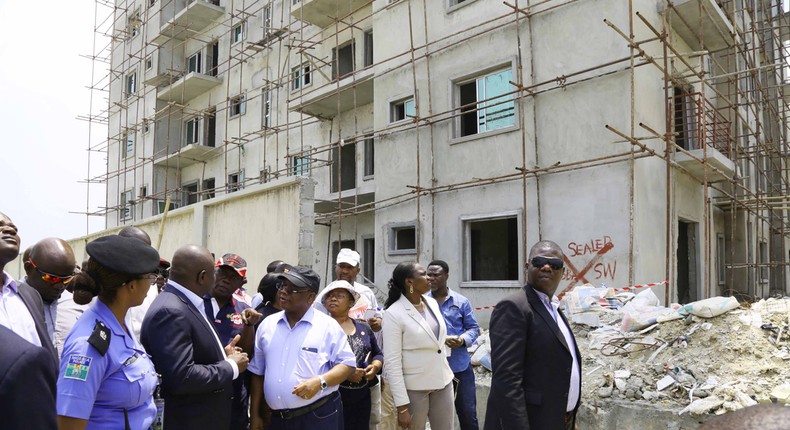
[{"x1": 56, "y1": 235, "x2": 160, "y2": 430}]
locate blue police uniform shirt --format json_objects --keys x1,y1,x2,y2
[
  {"x1": 430, "y1": 289, "x2": 480, "y2": 373},
  {"x1": 57, "y1": 299, "x2": 158, "y2": 430}
]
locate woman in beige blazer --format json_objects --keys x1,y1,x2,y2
[{"x1": 383, "y1": 262, "x2": 455, "y2": 430}]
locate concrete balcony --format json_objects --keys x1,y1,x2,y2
[
  {"x1": 670, "y1": 91, "x2": 735, "y2": 183},
  {"x1": 291, "y1": 0, "x2": 369, "y2": 29},
  {"x1": 290, "y1": 68, "x2": 374, "y2": 118},
  {"x1": 157, "y1": 72, "x2": 222, "y2": 103},
  {"x1": 153, "y1": 0, "x2": 224, "y2": 45},
  {"x1": 153, "y1": 143, "x2": 219, "y2": 167},
  {"x1": 665, "y1": 0, "x2": 733, "y2": 51},
  {"x1": 314, "y1": 181, "x2": 375, "y2": 214}
]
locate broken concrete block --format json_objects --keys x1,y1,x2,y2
[
  {"x1": 614, "y1": 378, "x2": 627, "y2": 391},
  {"x1": 770, "y1": 384, "x2": 790, "y2": 404},
  {"x1": 597, "y1": 385, "x2": 613, "y2": 398},
  {"x1": 679, "y1": 397, "x2": 724, "y2": 415},
  {"x1": 657, "y1": 375, "x2": 675, "y2": 391},
  {"x1": 614, "y1": 369, "x2": 631, "y2": 379}
]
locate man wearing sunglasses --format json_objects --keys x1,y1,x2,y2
[
  {"x1": 484, "y1": 241, "x2": 582, "y2": 430},
  {"x1": 22, "y1": 238, "x2": 81, "y2": 357}
]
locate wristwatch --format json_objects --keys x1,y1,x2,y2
[{"x1": 319, "y1": 375, "x2": 328, "y2": 390}]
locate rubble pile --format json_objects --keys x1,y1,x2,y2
[
  {"x1": 572, "y1": 294, "x2": 790, "y2": 416},
  {"x1": 470, "y1": 289, "x2": 790, "y2": 420}
]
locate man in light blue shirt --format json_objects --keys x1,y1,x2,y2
[
  {"x1": 249, "y1": 266, "x2": 355, "y2": 430},
  {"x1": 428, "y1": 260, "x2": 480, "y2": 430}
]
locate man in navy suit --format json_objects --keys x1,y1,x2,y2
[
  {"x1": 484, "y1": 241, "x2": 582, "y2": 430},
  {"x1": 0, "y1": 324, "x2": 57, "y2": 430},
  {"x1": 142, "y1": 244, "x2": 249, "y2": 430}
]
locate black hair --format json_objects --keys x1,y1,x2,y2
[
  {"x1": 70, "y1": 258, "x2": 140, "y2": 305},
  {"x1": 257, "y1": 273, "x2": 280, "y2": 302},
  {"x1": 266, "y1": 260, "x2": 284, "y2": 273},
  {"x1": 427, "y1": 260, "x2": 449, "y2": 275},
  {"x1": 384, "y1": 262, "x2": 417, "y2": 309}
]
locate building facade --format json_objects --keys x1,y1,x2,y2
[{"x1": 102, "y1": 0, "x2": 790, "y2": 321}]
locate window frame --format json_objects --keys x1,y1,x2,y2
[
  {"x1": 187, "y1": 51, "x2": 202, "y2": 74},
  {"x1": 289, "y1": 155, "x2": 311, "y2": 176},
  {"x1": 451, "y1": 63, "x2": 518, "y2": 143},
  {"x1": 203, "y1": 178, "x2": 216, "y2": 200},
  {"x1": 291, "y1": 63, "x2": 312, "y2": 91},
  {"x1": 716, "y1": 233, "x2": 726, "y2": 286},
  {"x1": 182, "y1": 181, "x2": 200, "y2": 206},
  {"x1": 227, "y1": 170, "x2": 245, "y2": 193},
  {"x1": 228, "y1": 94, "x2": 246, "y2": 119},
  {"x1": 123, "y1": 131, "x2": 135, "y2": 159},
  {"x1": 145, "y1": 55, "x2": 153, "y2": 71},
  {"x1": 184, "y1": 116, "x2": 202, "y2": 146},
  {"x1": 363, "y1": 135, "x2": 374, "y2": 179},
  {"x1": 231, "y1": 22, "x2": 246, "y2": 45},
  {"x1": 460, "y1": 210, "x2": 523, "y2": 287},
  {"x1": 120, "y1": 190, "x2": 134, "y2": 222},
  {"x1": 389, "y1": 97, "x2": 415, "y2": 124},
  {"x1": 261, "y1": 87, "x2": 272, "y2": 128},
  {"x1": 386, "y1": 221, "x2": 417, "y2": 256},
  {"x1": 125, "y1": 71, "x2": 137, "y2": 98}
]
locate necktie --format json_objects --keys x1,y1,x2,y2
[{"x1": 203, "y1": 297, "x2": 214, "y2": 321}]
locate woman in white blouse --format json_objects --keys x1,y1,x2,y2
[{"x1": 382, "y1": 262, "x2": 454, "y2": 430}]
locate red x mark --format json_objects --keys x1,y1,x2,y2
[{"x1": 557, "y1": 242, "x2": 614, "y2": 298}]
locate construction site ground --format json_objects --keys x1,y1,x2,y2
[{"x1": 468, "y1": 297, "x2": 790, "y2": 429}]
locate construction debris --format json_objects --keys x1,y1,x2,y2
[{"x1": 471, "y1": 290, "x2": 790, "y2": 421}]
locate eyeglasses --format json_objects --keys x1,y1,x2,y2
[
  {"x1": 157, "y1": 268, "x2": 170, "y2": 278},
  {"x1": 276, "y1": 284, "x2": 312, "y2": 295},
  {"x1": 141, "y1": 273, "x2": 158, "y2": 282},
  {"x1": 530, "y1": 256, "x2": 564, "y2": 271},
  {"x1": 28, "y1": 258, "x2": 77, "y2": 285}
]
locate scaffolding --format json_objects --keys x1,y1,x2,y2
[{"x1": 82, "y1": 0, "x2": 790, "y2": 302}]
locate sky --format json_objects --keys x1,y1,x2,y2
[{"x1": 0, "y1": 0, "x2": 107, "y2": 249}]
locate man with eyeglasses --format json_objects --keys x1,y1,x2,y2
[
  {"x1": 22, "y1": 237, "x2": 82, "y2": 357},
  {"x1": 249, "y1": 265, "x2": 356, "y2": 430},
  {"x1": 484, "y1": 241, "x2": 582, "y2": 430}
]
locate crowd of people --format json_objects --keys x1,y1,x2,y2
[{"x1": 3, "y1": 209, "x2": 788, "y2": 430}]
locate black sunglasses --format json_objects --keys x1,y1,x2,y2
[
  {"x1": 157, "y1": 268, "x2": 170, "y2": 278},
  {"x1": 530, "y1": 256, "x2": 564, "y2": 271}
]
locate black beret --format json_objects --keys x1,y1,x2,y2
[{"x1": 86, "y1": 235, "x2": 160, "y2": 276}]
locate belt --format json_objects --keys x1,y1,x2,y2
[{"x1": 271, "y1": 391, "x2": 337, "y2": 420}]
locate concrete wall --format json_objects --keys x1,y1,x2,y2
[{"x1": 7, "y1": 177, "x2": 314, "y2": 292}]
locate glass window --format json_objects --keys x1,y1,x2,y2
[{"x1": 458, "y1": 68, "x2": 515, "y2": 137}]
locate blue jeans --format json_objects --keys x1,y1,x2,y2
[
  {"x1": 269, "y1": 391, "x2": 344, "y2": 430},
  {"x1": 454, "y1": 365, "x2": 479, "y2": 430}
]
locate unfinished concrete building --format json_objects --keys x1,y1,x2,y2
[{"x1": 85, "y1": 0, "x2": 790, "y2": 319}]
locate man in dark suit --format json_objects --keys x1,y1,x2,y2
[
  {"x1": 484, "y1": 240, "x2": 582, "y2": 430},
  {"x1": 141, "y1": 244, "x2": 249, "y2": 430},
  {"x1": 0, "y1": 212, "x2": 58, "y2": 364},
  {"x1": 0, "y1": 324, "x2": 57, "y2": 429}
]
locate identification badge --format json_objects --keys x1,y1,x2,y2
[
  {"x1": 64, "y1": 355, "x2": 92, "y2": 381},
  {"x1": 123, "y1": 353, "x2": 140, "y2": 367}
]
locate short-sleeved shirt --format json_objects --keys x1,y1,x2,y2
[
  {"x1": 430, "y1": 289, "x2": 480, "y2": 373},
  {"x1": 57, "y1": 299, "x2": 158, "y2": 430},
  {"x1": 248, "y1": 307, "x2": 356, "y2": 410},
  {"x1": 205, "y1": 296, "x2": 251, "y2": 346}
]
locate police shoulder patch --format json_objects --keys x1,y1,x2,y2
[
  {"x1": 64, "y1": 354, "x2": 92, "y2": 381},
  {"x1": 88, "y1": 320, "x2": 111, "y2": 356}
]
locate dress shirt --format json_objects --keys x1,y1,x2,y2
[
  {"x1": 430, "y1": 289, "x2": 480, "y2": 373},
  {"x1": 126, "y1": 283, "x2": 157, "y2": 346},
  {"x1": 248, "y1": 307, "x2": 356, "y2": 410},
  {"x1": 168, "y1": 280, "x2": 239, "y2": 380},
  {"x1": 44, "y1": 290, "x2": 89, "y2": 357},
  {"x1": 0, "y1": 272, "x2": 41, "y2": 347},
  {"x1": 534, "y1": 289, "x2": 581, "y2": 412}
]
